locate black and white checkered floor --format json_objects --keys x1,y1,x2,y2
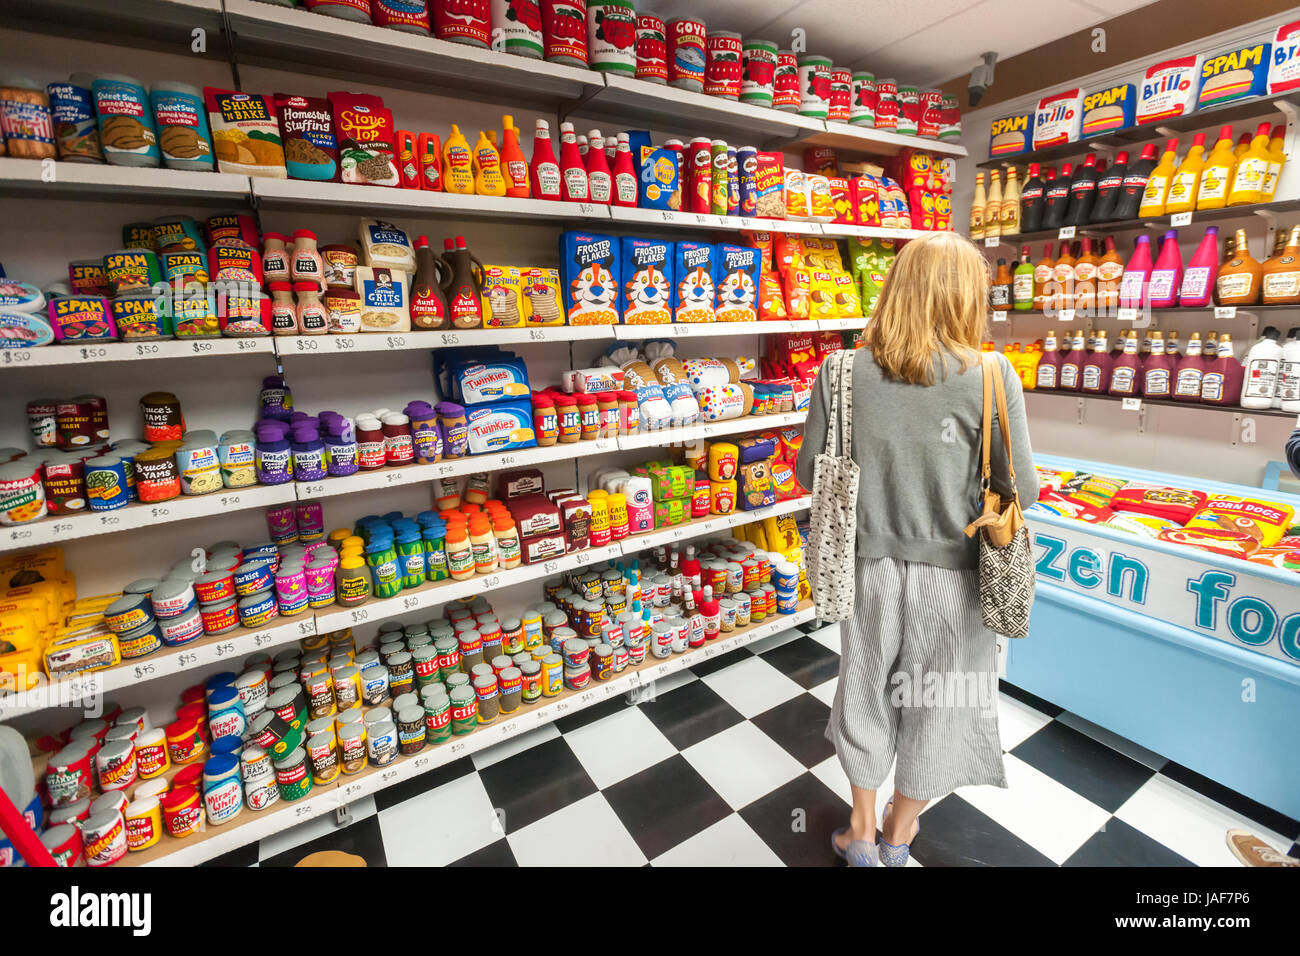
[{"x1": 207, "y1": 623, "x2": 1300, "y2": 867}]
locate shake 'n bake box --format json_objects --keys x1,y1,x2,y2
[
  {"x1": 1198, "y1": 42, "x2": 1270, "y2": 107},
  {"x1": 673, "y1": 241, "x2": 715, "y2": 323},
  {"x1": 1032, "y1": 89, "x2": 1082, "y2": 148},
  {"x1": 713, "y1": 243, "x2": 760, "y2": 322},
  {"x1": 987, "y1": 110, "x2": 1033, "y2": 159},
  {"x1": 1136, "y1": 54, "x2": 1203, "y2": 125},
  {"x1": 619, "y1": 237, "x2": 673, "y2": 325},
  {"x1": 1080, "y1": 82, "x2": 1136, "y2": 138},
  {"x1": 559, "y1": 231, "x2": 620, "y2": 325}
]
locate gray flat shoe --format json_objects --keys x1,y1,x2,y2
[{"x1": 832, "y1": 827, "x2": 878, "y2": 866}]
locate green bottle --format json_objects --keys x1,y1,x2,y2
[
  {"x1": 365, "y1": 536, "x2": 402, "y2": 599},
  {"x1": 1013, "y1": 245, "x2": 1035, "y2": 311}
]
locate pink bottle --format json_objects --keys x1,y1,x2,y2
[
  {"x1": 530, "y1": 119, "x2": 562, "y2": 201},
  {"x1": 1147, "y1": 230, "x2": 1183, "y2": 309},
  {"x1": 1036, "y1": 329, "x2": 1063, "y2": 389},
  {"x1": 1178, "y1": 226, "x2": 1219, "y2": 307},
  {"x1": 1058, "y1": 329, "x2": 1088, "y2": 392},
  {"x1": 612, "y1": 133, "x2": 638, "y2": 207},
  {"x1": 558, "y1": 122, "x2": 589, "y2": 203},
  {"x1": 1200, "y1": 334, "x2": 1245, "y2": 406},
  {"x1": 1141, "y1": 331, "x2": 1174, "y2": 399},
  {"x1": 1108, "y1": 332, "x2": 1142, "y2": 396},
  {"x1": 585, "y1": 129, "x2": 612, "y2": 205},
  {"x1": 1118, "y1": 235, "x2": 1153, "y2": 310},
  {"x1": 1080, "y1": 329, "x2": 1113, "y2": 394}
]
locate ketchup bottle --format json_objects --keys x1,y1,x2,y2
[
  {"x1": 585, "y1": 129, "x2": 612, "y2": 205},
  {"x1": 530, "y1": 119, "x2": 562, "y2": 201},
  {"x1": 558, "y1": 121, "x2": 589, "y2": 202},
  {"x1": 612, "y1": 132, "x2": 638, "y2": 207}
]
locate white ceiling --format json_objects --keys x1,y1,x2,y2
[{"x1": 642, "y1": 0, "x2": 1161, "y2": 87}]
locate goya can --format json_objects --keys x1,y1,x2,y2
[
  {"x1": 704, "y1": 31, "x2": 742, "y2": 99},
  {"x1": 635, "y1": 15, "x2": 667, "y2": 83},
  {"x1": 667, "y1": 16, "x2": 705, "y2": 91},
  {"x1": 797, "y1": 54, "x2": 832, "y2": 118},
  {"x1": 587, "y1": 0, "x2": 635, "y2": 74},
  {"x1": 773, "y1": 51, "x2": 800, "y2": 110},
  {"x1": 740, "y1": 39, "x2": 777, "y2": 105},
  {"x1": 828, "y1": 67, "x2": 853, "y2": 122}
]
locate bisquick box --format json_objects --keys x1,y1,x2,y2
[
  {"x1": 619, "y1": 237, "x2": 674, "y2": 325},
  {"x1": 1268, "y1": 20, "x2": 1300, "y2": 94},
  {"x1": 1198, "y1": 42, "x2": 1270, "y2": 107},
  {"x1": 673, "y1": 241, "x2": 715, "y2": 323},
  {"x1": 712, "y1": 244, "x2": 761, "y2": 323},
  {"x1": 1080, "y1": 83, "x2": 1136, "y2": 138},
  {"x1": 987, "y1": 110, "x2": 1033, "y2": 159},
  {"x1": 464, "y1": 399, "x2": 537, "y2": 454},
  {"x1": 1135, "y1": 55, "x2": 1203, "y2": 125},
  {"x1": 1032, "y1": 89, "x2": 1082, "y2": 148},
  {"x1": 559, "y1": 231, "x2": 620, "y2": 325}
]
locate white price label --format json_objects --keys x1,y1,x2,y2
[
  {"x1": 1121, "y1": 398, "x2": 1142, "y2": 411},
  {"x1": 439, "y1": 332, "x2": 461, "y2": 345},
  {"x1": 1116, "y1": 308, "x2": 1138, "y2": 322},
  {"x1": 1170, "y1": 211, "x2": 1192, "y2": 227},
  {"x1": 1057, "y1": 309, "x2": 1075, "y2": 323},
  {"x1": 189, "y1": 340, "x2": 215, "y2": 353},
  {"x1": 578, "y1": 203, "x2": 597, "y2": 215},
  {"x1": 1058, "y1": 226, "x2": 1076, "y2": 239},
  {"x1": 984, "y1": 236, "x2": 1000, "y2": 247},
  {"x1": 2, "y1": 350, "x2": 33, "y2": 364},
  {"x1": 385, "y1": 336, "x2": 406, "y2": 348},
  {"x1": 295, "y1": 338, "x2": 318, "y2": 351},
  {"x1": 332, "y1": 337, "x2": 355, "y2": 350},
  {"x1": 1214, "y1": 306, "x2": 1236, "y2": 319},
  {"x1": 133, "y1": 344, "x2": 159, "y2": 357}
]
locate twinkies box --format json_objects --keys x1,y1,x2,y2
[
  {"x1": 1136, "y1": 55, "x2": 1203, "y2": 124},
  {"x1": 559, "y1": 231, "x2": 620, "y2": 325},
  {"x1": 987, "y1": 110, "x2": 1033, "y2": 159},
  {"x1": 619, "y1": 237, "x2": 673, "y2": 325},
  {"x1": 464, "y1": 399, "x2": 537, "y2": 454},
  {"x1": 1080, "y1": 82, "x2": 1135, "y2": 138},
  {"x1": 1032, "y1": 89, "x2": 1082, "y2": 148},
  {"x1": 712, "y1": 243, "x2": 760, "y2": 322},
  {"x1": 1198, "y1": 42, "x2": 1270, "y2": 107},
  {"x1": 673, "y1": 241, "x2": 715, "y2": 323},
  {"x1": 456, "y1": 356, "x2": 531, "y2": 405}
]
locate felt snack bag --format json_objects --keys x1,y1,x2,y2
[
  {"x1": 757, "y1": 269, "x2": 788, "y2": 320},
  {"x1": 782, "y1": 266, "x2": 811, "y2": 319},
  {"x1": 274, "y1": 94, "x2": 338, "y2": 182},
  {"x1": 203, "y1": 87, "x2": 286, "y2": 178},
  {"x1": 328, "y1": 91, "x2": 399, "y2": 187},
  {"x1": 1184, "y1": 496, "x2": 1295, "y2": 549},
  {"x1": 783, "y1": 167, "x2": 808, "y2": 220}
]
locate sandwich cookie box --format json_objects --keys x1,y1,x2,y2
[
  {"x1": 987, "y1": 110, "x2": 1033, "y2": 158},
  {"x1": 1136, "y1": 55, "x2": 1203, "y2": 125},
  {"x1": 1080, "y1": 83, "x2": 1136, "y2": 138},
  {"x1": 619, "y1": 238, "x2": 673, "y2": 325},
  {"x1": 559, "y1": 231, "x2": 620, "y2": 325},
  {"x1": 1198, "y1": 42, "x2": 1270, "y2": 107},
  {"x1": 1032, "y1": 89, "x2": 1082, "y2": 148}
]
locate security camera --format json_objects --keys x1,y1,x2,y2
[{"x1": 968, "y1": 51, "x2": 998, "y2": 108}]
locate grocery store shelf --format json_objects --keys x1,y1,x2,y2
[
  {"x1": 826, "y1": 222, "x2": 932, "y2": 241},
  {"x1": 123, "y1": 601, "x2": 817, "y2": 867},
  {"x1": 987, "y1": 305, "x2": 1300, "y2": 322},
  {"x1": 0, "y1": 484, "x2": 297, "y2": 555},
  {"x1": 0, "y1": 618, "x2": 313, "y2": 720},
  {"x1": 223, "y1": 0, "x2": 603, "y2": 108},
  {"x1": 274, "y1": 324, "x2": 614, "y2": 356},
  {"x1": 0, "y1": 157, "x2": 250, "y2": 203},
  {"x1": 0, "y1": 0, "x2": 227, "y2": 49},
  {"x1": 1027, "y1": 388, "x2": 1299, "y2": 420},
  {"x1": 617, "y1": 411, "x2": 807, "y2": 450},
  {"x1": 250, "y1": 177, "x2": 607, "y2": 222},
  {"x1": 986, "y1": 198, "x2": 1300, "y2": 246},
  {"x1": 803, "y1": 122, "x2": 968, "y2": 158},
  {"x1": 607, "y1": 205, "x2": 825, "y2": 235},
  {"x1": 0, "y1": 336, "x2": 275, "y2": 369},
  {"x1": 612, "y1": 318, "x2": 865, "y2": 339}
]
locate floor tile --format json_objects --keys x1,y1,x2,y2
[
  {"x1": 476, "y1": 736, "x2": 596, "y2": 833},
  {"x1": 700, "y1": 655, "x2": 804, "y2": 719},
  {"x1": 907, "y1": 793, "x2": 1055, "y2": 867},
  {"x1": 997, "y1": 680, "x2": 1063, "y2": 718},
  {"x1": 996, "y1": 693, "x2": 1055, "y2": 751},
  {"x1": 471, "y1": 723, "x2": 561, "y2": 771},
  {"x1": 682, "y1": 721, "x2": 805, "y2": 810},
  {"x1": 257, "y1": 795, "x2": 376, "y2": 862},
  {"x1": 373, "y1": 755, "x2": 475, "y2": 812},
  {"x1": 450, "y1": 838, "x2": 518, "y2": 867},
  {"x1": 688, "y1": 647, "x2": 754, "y2": 679},
  {"x1": 808, "y1": 677, "x2": 836, "y2": 708},
  {"x1": 637, "y1": 667, "x2": 696, "y2": 701},
  {"x1": 261, "y1": 813, "x2": 387, "y2": 868},
  {"x1": 563, "y1": 705, "x2": 679, "y2": 789},
  {"x1": 749, "y1": 692, "x2": 836, "y2": 768},
  {"x1": 746, "y1": 627, "x2": 802, "y2": 656},
  {"x1": 1055, "y1": 711, "x2": 1169, "y2": 771},
  {"x1": 1158, "y1": 761, "x2": 1300, "y2": 840},
  {"x1": 1063, "y1": 818, "x2": 1195, "y2": 867},
  {"x1": 809, "y1": 622, "x2": 841, "y2": 654},
  {"x1": 954, "y1": 754, "x2": 1112, "y2": 865},
  {"x1": 602, "y1": 754, "x2": 732, "y2": 859},
  {"x1": 553, "y1": 693, "x2": 627, "y2": 735},
  {"x1": 508, "y1": 793, "x2": 646, "y2": 867},
  {"x1": 739, "y1": 771, "x2": 852, "y2": 866},
  {"x1": 376, "y1": 772, "x2": 500, "y2": 866},
  {"x1": 758, "y1": 636, "x2": 841, "y2": 689},
  {"x1": 637, "y1": 678, "x2": 745, "y2": 750},
  {"x1": 1011, "y1": 720, "x2": 1157, "y2": 813},
  {"x1": 651, "y1": 813, "x2": 784, "y2": 867}
]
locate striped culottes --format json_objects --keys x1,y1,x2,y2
[{"x1": 826, "y1": 555, "x2": 1008, "y2": 801}]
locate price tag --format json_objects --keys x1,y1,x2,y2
[
  {"x1": 219, "y1": 493, "x2": 242, "y2": 507},
  {"x1": 578, "y1": 203, "x2": 597, "y2": 215},
  {"x1": 1058, "y1": 226, "x2": 1076, "y2": 240},
  {"x1": 189, "y1": 340, "x2": 214, "y2": 353},
  {"x1": 1170, "y1": 211, "x2": 1192, "y2": 227},
  {"x1": 1121, "y1": 398, "x2": 1142, "y2": 411},
  {"x1": 1214, "y1": 306, "x2": 1236, "y2": 319},
  {"x1": 1, "y1": 350, "x2": 33, "y2": 364},
  {"x1": 237, "y1": 339, "x2": 260, "y2": 351},
  {"x1": 984, "y1": 236, "x2": 1000, "y2": 247},
  {"x1": 992, "y1": 312, "x2": 1007, "y2": 322},
  {"x1": 385, "y1": 336, "x2": 407, "y2": 348},
  {"x1": 660, "y1": 210, "x2": 677, "y2": 223},
  {"x1": 332, "y1": 337, "x2": 355, "y2": 350},
  {"x1": 133, "y1": 344, "x2": 159, "y2": 357},
  {"x1": 1116, "y1": 307, "x2": 1138, "y2": 322},
  {"x1": 1057, "y1": 309, "x2": 1075, "y2": 323},
  {"x1": 439, "y1": 332, "x2": 461, "y2": 345},
  {"x1": 294, "y1": 338, "x2": 318, "y2": 351}
]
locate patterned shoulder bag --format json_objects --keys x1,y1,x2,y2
[
  {"x1": 963, "y1": 354, "x2": 1035, "y2": 638},
  {"x1": 806, "y1": 350, "x2": 860, "y2": 622}
]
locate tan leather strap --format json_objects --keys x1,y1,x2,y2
[
  {"x1": 979, "y1": 354, "x2": 994, "y2": 483},
  {"x1": 980, "y1": 353, "x2": 1020, "y2": 506}
]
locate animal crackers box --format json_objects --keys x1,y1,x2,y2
[{"x1": 559, "y1": 231, "x2": 620, "y2": 325}]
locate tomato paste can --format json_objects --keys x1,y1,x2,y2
[
  {"x1": 850, "y1": 72, "x2": 876, "y2": 126},
  {"x1": 83, "y1": 809, "x2": 128, "y2": 867},
  {"x1": 587, "y1": 0, "x2": 635, "y2": 74},
  {"x1": 773, "y1": 50, "x2": 800, "y2": 110},
  {"x1": 797, "y1": 54, "x2": 832, "y2": 118},
  {"x1": 667, "y1": 16, "x2": 705, "y2": 91},
  {"x1": 874, "y1": 78, "x2": 898, "y2": 130},
  {"x1": 492, "y1": 0, "x2": 543, "y2": 57},
  {"x1": 635, "y1": 15, "x2": 667, "y2": 83},
  {"x1": 433, "y1": 0, "x2": 490, "y2": 46},
  {"x1": 740, "y1": 39, "x2": 777, "y2": 105},
  {"x1": 918, "y1": 88, "x2": 943, "y2": 138},
  {"x1": 828, "y1": 67, "x2": 853, "y2": 122},
  {"x1": 542, "y1": 0, "x2": 588, "y2": 67},
  {"x1": 896, "y1": 84, "x2": 920, "y2": 136},
  {"x1": 704, "y1": 31, "x2": 742, "y2": 99}
]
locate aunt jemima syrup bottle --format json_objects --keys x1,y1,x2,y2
[
  {"x1": 1215, "y1": 228, "x2": 1262, "y2": 306},
  {"x1": 1261, "y1": 225, "x2": 1300, "y2": 305},
  {"x1": 411, "y1": 236, "x2": 451, "y2": 330},
  {"x1": 441, "y1": 236, "x2": 484, "y2": 329}
]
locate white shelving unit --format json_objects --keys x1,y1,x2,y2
[
  {"x1": 0, "y1": 336, "x2": 275, "y2": 368},
  {"x1": 0, "y1": 157, "x2": 249, "y2": 203}
]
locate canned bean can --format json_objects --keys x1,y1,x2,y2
[
  {"x1": 83, "y1": 456, "x2": 128, "y2": 512},
  {"x1": 423, "y1": 689, "x2": 452, "y2": 743},
  {"x1": 773, "y1": 50, "x2": 800, "y2": 110},
  {"x1": 741, "y1": 39, "x2": 778, "y2": 105},
  {"x1": 635, "y1": 15, "x2": 667, "y2": 83},
  {"x1": 274, "y1": 746, "x2": 313, "y2": 801},
  {"x1": 367, "y1": 720, "x2": 398, "y2": 766},
  {"x1": 667, "y1": 16, "x2": 705, "y2": 90},
  {"x1": 704, "y1": 31, "x2": 742, "y2": 99}
]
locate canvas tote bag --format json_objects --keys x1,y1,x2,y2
[
  {"x1": 806, "y1": 349, "x2": 859, "y2": 622},
  {"x1": 963, "y1": 353, "x2": 1035, "y2": 638}
]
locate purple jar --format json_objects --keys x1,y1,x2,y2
[
  {"x1": 404, "y1": 401, "x2": 443, "y2": 464},
  {"x1": 254, "y1": 421, "x2": 293, "y2": 485},
  {"x1": 291, "y1": 423, "x2": 326, "y2": 482},
  {"x1": 323, "y1": 416, "x2": 358, "y2": 477}
]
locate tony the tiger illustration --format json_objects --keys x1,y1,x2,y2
[
  {"x1": 567, "y1": 261, "x2": 619, "y2": 325},
  {"x1": 714, "y1": 268, "x2": 757, "y2": 322},
  {"x1": 623, "y1": 265, "x2": 672, "y2": 324},
  {"x1": 675, "y1": 266, "x2": 715, "y2": 323}
]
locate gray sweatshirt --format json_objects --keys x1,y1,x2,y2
[{"x1": 795, "y1": 348, "x2": 1039, "y2": 571}]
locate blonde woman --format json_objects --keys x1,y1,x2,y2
[{"x1": 795, "y1": 233, "x2": 1038, "y2": 867}]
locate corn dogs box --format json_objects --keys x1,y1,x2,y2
[
  {"x1": 987, "y1": 110, "x2": 1033, "y2": 159},
  {"x1": 1268, "y1": 20, "x2": 1300, "y2": 94},
  {"x1": 559, "y1": 231, "x2": 620, "y2": 325},
  {"x1": 619, "y1": 237, "x2": 673, "y2": 325},
  {"x1": 1032, "y1": 89, "x2": 1082, "y2": 148},
  {"x1": 712, "y1": 243, "x2": 760, "y2": 322},
  {"x1": 1198, "y1": 42, "x2": 1270, "y2": 107},
  {"x1": 1080, "y1": 82, "x2": 1135, "y2": 138},
  {"x1": 673, "y1": 241, "x2": 715, "y2": 323},
  {"x1": 1136, "y1": 55, "x2": 1203, "y2": 125}
]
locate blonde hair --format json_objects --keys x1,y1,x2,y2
[{"x1": 863, "y1": 232, "x2": 989, "y2": 385}]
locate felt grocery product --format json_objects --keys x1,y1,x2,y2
[
  {"x1": 739, "y1": 460, "x2": 775, "y2": 510},
  {"x1": 1030, "y1": 492, "x2": 1115, "y2": 524},
  {"x1": 782, "y1": 267, "x2": 811, "y2": 319},
  {"x1": 1246, "y1": 546, "x2": 1300, "y2": 572},
  {"x1": 604, "y1": 348, "x2": 671, "y2": 428},
  {"x1": 517, "y1": 267, "x2": 564, "y2": 326},
  {"x1": 737, "y1": 434, "x2": 777, "y2": 463},
  {"x1": 647, "y1": 355, "x2": 701, "y2": 425},
  {"x1": 1110, "y1": 483, "x2": 1209, "y2": 525},
  {"x1": 709, "y1": 479, "x2": 737, "y2": 515},
  {"x1": 1058, "y1": 472, "x2": 1124, "y2": 509},
  {"x1": 328, "y1": 91, "x2": 399, "y2": 187},
  {"x1": 1034, "y1": 466, "x2": 1075, "y2": 495},
  {"x1": 672, "y1": 242, "x2": 714, "y2": 323},
  {"x1": 757, "y1": 269, "x2": 789, "y2": 320},
  {"x1": 203, "y1": 87, "x2": 285, "y2": 178},
  {"x1": 682, "y1": 357, "x2": 746, "y2": 387},
  {"x1": 1158, "y1": 526, "x2": 1260, "y2": 559},
  {"x1": 563, "y1": 368, "x2": 624, "y2": 393},
  {"x1": 465, "y1": 400, "x2": 537, "y2": 453},
  {"x1": 358, "y1": 220, "x2": 416, "y2": 272},
  {"x1": 560, "y1": 231, "x2": 620, "y2": 325},
  {"x1": 456, "y1": 356, "x2": 531, "y2": 405},
  {"x1": 1184, "y1": 496, "x2": 1295, "y2": 549},
  {"x1": 354, "y1": 266, "x2": 411, "y2": 332},
  {"x1": 481, "y1": 265, "x2": 524, "y2": 328},
  {"x1": 707, "y1": 442, "x2": 739, "y2": 481},
  {"x1": 770, "y1": 459, "x2": 799, "y2": 499},
  {"x1": 274, "y1": 93, "x2": 338, "y2": 181},
  {"x1": 712, "y1": 244, "x2": 760, "y2": 323},
  {"x1": 619, "y1": 237, "x2": 673, "y2": 324},
  {"x1": 696, "y1": 383, "x2": 753, "y2": 421}
]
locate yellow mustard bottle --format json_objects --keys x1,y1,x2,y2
[
  {"x1": 1262, "y1": 124, "x2": 1286, "y2": 203},
  {"x1": 443, "y1": 124, "x2": 474, "y2": 195},
  {"x1": 1196, "y1": 125, "x2": 1236, "y2": 211},
  {"x1": 1227, "y1": 122, "x2": 1273, "y2": 207},
  {"x1": 1138, "y1": 138, "x2": 1178, "y2": 218},
  {"x1": 1164, "y1": 132, "x2": 1205, "y2": 215},
  {"x1": 472, "y1": 129, "x2": 506, "y2": 196}
]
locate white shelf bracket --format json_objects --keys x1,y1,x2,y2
[
  {"x1": 1230, "y1": 412, "x2": 1242, "y2": 447},
  {"x1": 1271, "y1": 98, "x2": 1300, "y2": 204},
  {"x1": 1076, "y1": 397, "x2": 1087, "y2": 426},
  {"x1": 1252, "y1": 207, "x2": 1278, "y2": 253}
]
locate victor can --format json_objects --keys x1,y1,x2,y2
[
  {"x1": 741, "y1": 39, "x2": 778, "y2": 105},
  {"x1": 772, "y1": 50, "x2": 800, "y2": 110},
  {"x1": 667, "y1": 16, "x2": 705, "y2": 90},
  {"x1": 635, "y1": 14, "x2": 667, "y2": 83},
  {"x1": 704, "y1": 31, "x2": 742, "y2": 99},
  {"x1": 828, "y1": 67, "x2": 853, "y2": 122}
]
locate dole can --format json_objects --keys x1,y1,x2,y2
[
  {"x1": 740, "y1": 39, "x2": 777, "y2": 105},
  {"x1": 773, "y1": 51, "x2": 800, "y2": 110},
  {"x1": 635, "y1": 15, "x2": 667, "y2": 83},
  {"x1": 850, "y1": 72, "x2": 876, "y2": 126},
  {"x1": 587, "y1": 0, "x2": 636, "y2": 74},
  {"x1": 433, "y1": 0, "x2": 490, "y2": 47},
  {"x1": 797, "y1": 54, "x2": 832, "y2": 118},
  {"x1": 704, "y1": 31, "x2": 743, "y2": 99},
  {"x1": 667, "y1": 16, "x2": 706, "y2": 91},
  {"x1": 829, "y1": 67, "x2": 853, "y2": 121},
  {"x1": 542, "y1": 0, "x2": 588, "y2": 67}
]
